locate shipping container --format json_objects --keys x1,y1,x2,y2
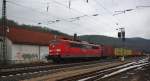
[
  {"x1": 114, "y1": 48, "x2": 133, "y2": 56},
  {"x1": 132, "y1": 50, "x2": 142, "y2": 56},
  {"x1": 132, "y1": 50, "x2": 137, "y2": 56},
  {"x1": 102, "y1": 45, "x2": 114, "y2": 57},
  {"x1": 115, "y1": 48, "x2": 123, "y2": 56},
  {"x1": 124, "y1": 49, "x2": 132, "y2": 56}
]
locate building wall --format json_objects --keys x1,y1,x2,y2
[
  {"x1": 0, "y1": 37, "x2": 12, "y2": 63},
  {"x1": 39, "y1": 46, "x2": 49, "y2": 61},
  {"x1": 11, "y1": 44, "x2": 49, "y2": 64},
  {"x1": 6, "y1": 38, "x2": 13, "y2": 61},
  {"x1": 0, "y1": 36, "x2": 3, "y2": 61},
  {"x1": 0, "y1": 40, "x2": 3, "y2": 61}
]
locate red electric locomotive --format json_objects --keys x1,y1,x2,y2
[{"x1": 47, "y1": 39, "x2": 102, "y2": 62}]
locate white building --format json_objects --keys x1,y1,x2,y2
[{"x1": 0, "y1": 27, "x2": 61, "y2": 64}]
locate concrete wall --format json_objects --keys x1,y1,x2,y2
[
  {"x1": 7, "y1": 38, "x2": 13, "y2": 61},
  {"x1": 0, "y1": 37, "x2": 12, "y2": 63},
  {"x1": 39, "y1": 46, "x2": 49, "y2": 61},
  {"x1": 11, "y1": 44, "x2": 49, "y2": 63}
]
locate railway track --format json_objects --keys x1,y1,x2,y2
[
  {"x1": 0, "y1": 60, "x2": 126, "y2": 81},
  {"x1": 59, "y1": 58, "x2": 150, "y2": 81},
  {"x1": 22, "y1": 62, "x2": 129, "y2": 81},
  {"x1": 0, "y1": 62, "x2": 51, "y2": 69},
  {"x1": 0, "y1": 57, "x2": 147, "y2": 81},
  {"x1": 0, "y1": 59, "x2": 120, "y2": 79}
]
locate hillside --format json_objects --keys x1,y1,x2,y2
[
  {"x1": 0, "y1": 18, "x2": 69, "y2": 36},
  {"x1": 79, "y1": 35, "x2": 150, "y2": 53}
]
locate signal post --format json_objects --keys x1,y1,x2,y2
[{"x1": 117, "y1": 28, "x2": 125, "y2": 61}]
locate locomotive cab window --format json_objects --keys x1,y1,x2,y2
[
  {"x1": 70, "y1": 43, "x2": 83, "y2": 48},
  {"x1": 92, "y1": 46, "x2": 99, "y2": 49},
  {"x1": 82, "y1": 44, "x2": 92, "y2": 49},
  {"x1": 49, "y1": 40, "x2": 60, "y2": 45}
]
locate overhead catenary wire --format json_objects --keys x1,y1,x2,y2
[
  {"x1": 65, "y1": 0, "x2": 119, "y2": 28},
  {"x1": 93, "y1": 0, "x2": 122, "y2": 25},
  {"x1": 9, "y1": 0, "x2": 115, "y2": 28},
  {"x1": 97, "y1": 0, "x2": 138, "y2": 34},
  {"x1": 54, "y1": 0, "x2": 127, "y2": 29},
  {"x1": 7, "y1": 1, "x2": 53, "y2": 24},
  {"x1": 7, "y1": 1, "x2": 55, "y2": 19},
  {"x1": 53, "y1": 0, "x2": 116, "y2": 32},
  {"x1": 51, "y1": 0, "x2": 115, "y2": 28},
  {"x1": 7, "y1": 0, "x2": 99, "y2": 33},
  {"x1": 7, "y1": 0, "x2": 119, "y2": 35},
  {"x1": 45, "y1": 0, "x2": 114, "y2": 31},
  {"x1": 7, "y1": 0, "x2": 80, "y2": 23},
  {"x1": 9, "y1": 0, "x2": 134, "y2": 29},
  {"x1": 7, "y1": 1, "x2": 75, "y2": 25}
]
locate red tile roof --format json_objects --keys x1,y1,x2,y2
[{"x1": 2, "y1": 27, "x2": 68, "y2": 46}]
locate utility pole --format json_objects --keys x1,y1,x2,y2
[{"x1": 1, "y1": 0, "x2": 7, "y2": 64}]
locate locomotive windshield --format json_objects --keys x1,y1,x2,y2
[
  {"x1": 70, "y1": 43, "x2": 83, "y2": 48},
  {"x1": 49, "y1": 40, "x2": 60, "y2": 45},
  {"x1": 92, "y1": 46, "x2": 99, "y2": 49}
]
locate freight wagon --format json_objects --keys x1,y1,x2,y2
[
  {"x1": 114, "y1": 48, "x2": 124, "y2": 56},
  {"x1": 124, "y1": 49, "x2": 132, "y2": 56},
  {"x1": 102, "y1": 45, "x2": 114, "y2": 57},
  {"x1": 132, "y1": 50, "x2": 143, "y2": 56},
  {"x1": 114, "y1": 48, "x2": 134, "y2": 57}
]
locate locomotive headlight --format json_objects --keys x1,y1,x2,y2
[
  {"x1": 56, "y1": 49, "x2": 61, "y2": 52},
  {"x1": 49, "y1": 50, "x2": 52, "y2": 52}
]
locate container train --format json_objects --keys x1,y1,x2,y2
[{"x1": 46, "y1": 39, "x2": 143, "y2": 62}]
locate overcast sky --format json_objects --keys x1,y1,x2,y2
[{"x1": 0, "y1": 0, "x2": 150, "y2": 39}]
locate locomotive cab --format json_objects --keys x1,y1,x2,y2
[{"x1": 47, "y1": 39, "x2": 69, "y2": 62}]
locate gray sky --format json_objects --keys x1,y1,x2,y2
[{"x1": 0, "y1": 0, "x2": 150, "y2": 39}]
